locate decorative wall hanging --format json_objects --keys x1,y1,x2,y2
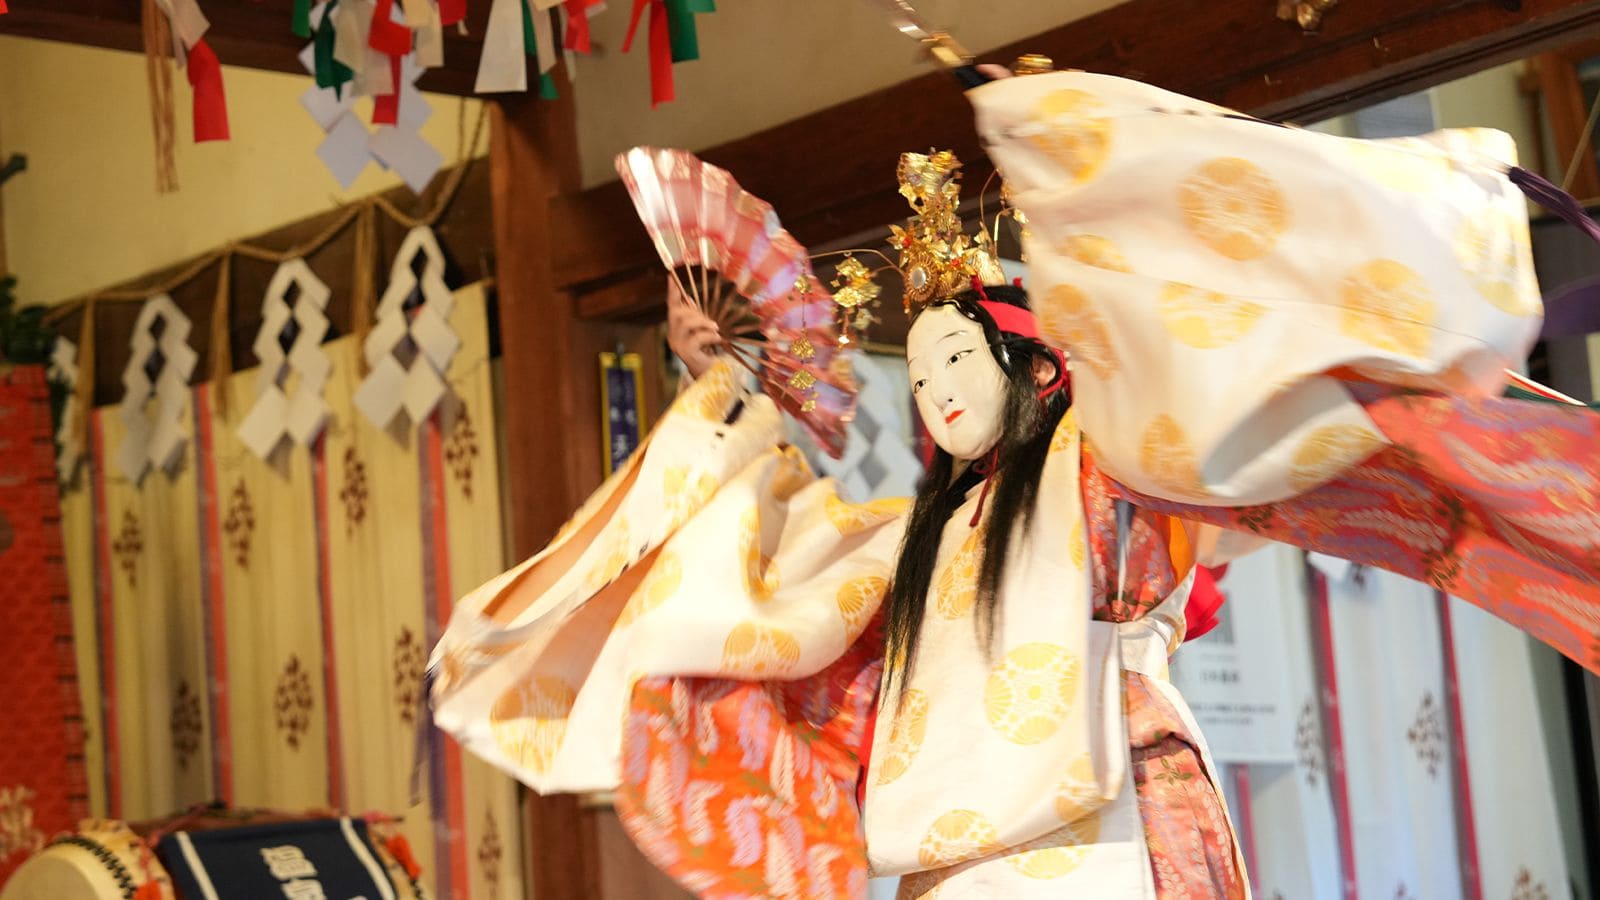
[
  {"x1": 50, "y1": 337, "x2": 84, "y2": 482},
  {"x1": 238, "y1": 259, "x2": 333, "y2": 460},
  {"x1": 353, "y1": 226, "x2": 460, "y2": 429},
  {"x1": 299, "y1": 4, "x2": 444, "y2": 191},
  {"x1": 115, "y1": 294, "x2": 197, "y2": 483},
  {"x1": 297, "y1": 0, "x2": 709, "y2": 105}
]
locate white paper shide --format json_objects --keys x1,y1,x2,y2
[
  {"x1": 238, "y1": 258, "x2": 334, "y2": 460},
  {"x1": 116, "y1": 294, "x2": 198, "y2": 482},
  {"x1": 354, "y1": 226, "x2": 460, "y2": 430}
]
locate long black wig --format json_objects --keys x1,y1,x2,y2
[{"x1": 882, "y1": 283, "x2": 1073, "y2": 700}]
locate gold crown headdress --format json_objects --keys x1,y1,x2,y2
[{"x1": 813, "y1": 148, "x2": 1024, "y2": 345}]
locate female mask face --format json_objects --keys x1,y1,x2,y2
[{"x1": 906, "y1": 305, "x2": 1009, "y2": 461}]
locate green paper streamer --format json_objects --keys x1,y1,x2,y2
[
  {"x1": 665, "y1": 0, "x2": 699, "y2": 63},
  {"x1": 521, "y1": 0, "x2": 537, "y2": 55},
  {"x1": 523, "y1": 0, "x2": 558, "y2": 99},
  {"x1": 313, "y1": 1, "x2": 354, "y2": 99},
  {"x1": 292, "y1": 0, "x2": 312, "y2": 38},
  {"x1": 685, "y1": 0, "x2": 715, "y2": 12}
]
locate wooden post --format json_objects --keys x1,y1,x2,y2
[
  {"x1": 488, "y1": 65, "x2": 680, "y2": 900},
  {"x1": 487, "y1": 70, "x2": 606, "y2": 900}
]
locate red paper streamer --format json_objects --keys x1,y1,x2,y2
[
  {"x1": 372, "y1": 53, "x2": 403, "y2": 125},
  {"x1": 1185, "y1": 564, "x2": 1226, "y2": 640},
  {"x1": 563, "y1": 0, "x2": 591, "y2": 52},
  {"x1": 187, "y1": 39, "x2": 230, "y2": 142},
  {"x1": 369, "y1": 0, "x2": 413, "y2": 55},
  {"x1": 0, "y1": 2, "x2": 10, "y2": 14},
  {"x1": 622, "y1": 0, "x2": 674, "y2": 106},
  {"x1": 439, "y1": 0, "x2": 467, "y2": 26}
]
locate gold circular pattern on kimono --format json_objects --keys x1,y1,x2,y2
[
  {"x1": 874, "y1": 688, "x2": 930, "y2": 786},
  {"x1": 1338, "y1": 259, "x2": 1437, "y2": 358},
  {"x1": 1038, "y1": 285, "x2": 1118, "y2": 381},
  {"x1": 738, "y1": 510, "x2": 781, "y2": 602},
  {"x1": 1004, "y1": 818, "x2": 1103, "y2": 879},
  {"x1": 984, "y1": 642, "x2": 1083, "y2": 745},
  {"x1": 1138, "y1": 415, "x2": 1207, "y2": 499},
  {"x1": 934, "y1": 531, "x2": 981, "y2": 620},
  {"x1": 663, "y1": 465, "x2": 721, "y2": 524},
  {"x1": 824, "y1": 494, "x2": 909, "y2": 536},
  {"x1": 836, "y1": 574, "x2": 886, "y2": 637},
  {"x1": 1455, "y1": 213, "x2": 1540, "y2": 317},
  {"x1": 489, "y1": 676, "x2": 578, "y2": 775},
  {"x1": 617, "y1": 552, "x2": 684, "y2": 627},
  {"x1": 1027, "y1": 90, "x2": 1112, "y2": 186},
  {"x1": 1156, "y1": 282, "x2": 1267, "y2": 349},
  {"x1": 1068, "y1": 517, "x2": 1087, "y2": 571},
  {"x1": 1054, "y1": 753, "x2": 1100, "y2": 822},
  {"x1": 720, "y1": 622, "x2": 803, "y2": 676},
  {"x1": 678, "y1": 362, "x2": 737, "y2": 421},
  {"x1": 1288, "y1": 425, "x2": 1386, "y2": 493},
  {"x1": 1177, "y1": 157, "x2": 1289, "y2": 261},
  {"x1": 1058, "y1": 234, "x2": 1132, "y2": 273},
  {"x1": 917, "y1": 809, "x2": 1003, "y2": 869}
]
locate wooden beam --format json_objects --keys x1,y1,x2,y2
[
  {"x1": 0, "y1": 0, "x2": 489, "y2": 96},
  {"x1": 556, "y1": 0, "x2": 1600, "y2": 324}
]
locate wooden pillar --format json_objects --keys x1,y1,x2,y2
[
  {"x1": 488, "y1": 66, "x2": 681, "y2": 900},
  {"x1": 487, "y1": 70, "x2": 605, "y2": 900}
]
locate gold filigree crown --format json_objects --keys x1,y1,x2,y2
[{"x1": 818, "y1": 149, "x2": 1021, "y2": 341}]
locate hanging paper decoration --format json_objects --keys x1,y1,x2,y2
[
  {"x1": 50, "y1": 337, "x2": 84, "y2": 483},
  {"x1": 299, "y1": 2, "x2": 445, "y2": 192},
  {"x1": 187, "y1": 39, "x2": 230, "y2": 141},
  {"x1": 622, "y1": 0, "x2": 712, "y2": 106},
  {"x1": 237, "y1": 260, "x2": 333, "y2": 460},
  {"x1": 353, "y1": 227, "x2": 461, "y2": 430},
  {"x1": 115, "y1": 295, "x2": 198, "y2": 482},
  {"x1": 149, "y1": 0, "x2": 231, "y2": 144},
  {"x1": 475, "y1": 0, "x2": 531, "y2": 92}
]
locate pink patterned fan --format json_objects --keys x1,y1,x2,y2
[{"x1": 616, "y1": 146, "x2": 857, "y2": 457}]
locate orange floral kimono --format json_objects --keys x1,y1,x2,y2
[{"x1": 431, "y1": 72, "x2": 1600, "y2": 898}]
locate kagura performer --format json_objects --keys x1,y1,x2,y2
[{"x1": 430, "y1": 63, "x2": 1600, "y2": 898}]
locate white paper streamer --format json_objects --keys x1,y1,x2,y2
[
  {"x1": 530, "y1": 1, "x2": 557, "y2": 74},
  {"x1": 415, "y1": 1, "x2": 445, "y2": 69},
  {"x1": 473, "y1": 0, "x2": 528, "y2": 93}
]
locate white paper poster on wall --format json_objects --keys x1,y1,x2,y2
[{"x1": 1170, "y1": 548, "x2": 1299, "y2": 764}]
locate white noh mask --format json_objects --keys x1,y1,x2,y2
[{"x1": 906, "y1": 304, "x2": 1009, "y2": 461}]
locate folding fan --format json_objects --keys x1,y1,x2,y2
[{"x1": 616, "y1": 146, "x2": 857, "y2": 457}]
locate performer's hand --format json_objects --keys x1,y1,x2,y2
[
  {"x1": 975, "y1": 64, "x2": 1012, "y2": 81},
  {"x1": 666, "y1": 277, "x2": 721, "y2": 379}
]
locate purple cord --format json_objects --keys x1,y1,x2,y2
[{"x1": 1508, "y1": 166, "x2": 1600, "y2": 246}]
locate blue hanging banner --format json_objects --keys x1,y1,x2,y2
[{"x1": 600, "y1": 350, "x2": 646, "y2": 476}]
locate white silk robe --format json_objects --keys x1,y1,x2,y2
[{"x1": 432, "y1": 71, "x2": 1541, "y2": 898}]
